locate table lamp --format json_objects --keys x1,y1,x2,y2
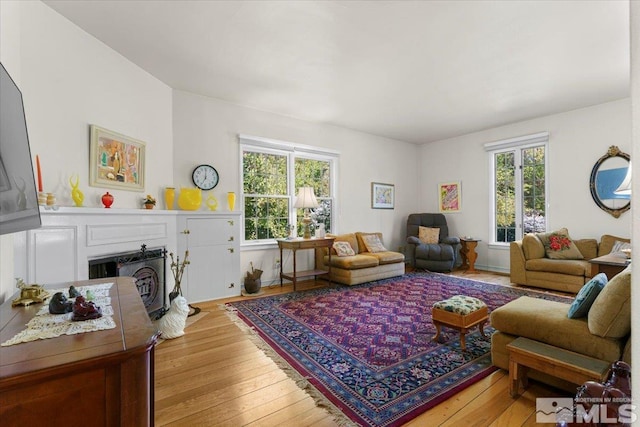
[{"x1": 294, "y1": 187, "x2": 319, "y2": 239}]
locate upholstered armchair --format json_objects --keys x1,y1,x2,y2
[{"x1": 406, "y1": 213, "x2": 460, "y2": 272}]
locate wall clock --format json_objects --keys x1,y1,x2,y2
[{"x1": 192, "y1": 164, "x2": 219, "y2": 190}]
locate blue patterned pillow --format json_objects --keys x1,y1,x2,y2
[{"x1": 567, "y1": 273, "x2": 608, "y2": 319}]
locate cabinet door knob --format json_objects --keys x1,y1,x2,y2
[
  {"x1": 228, "y1": 220, "x2": 234, "y2": 226},
  {"x1": 228, "y1": 283, "x2": 235, "y2": 288},
  {"x1": 180, "y1": 229, "x2": 190, "y2": 234},
  {"x1": 228, "y1": 236, "x2": 234, "y2": 242},
  {"x1": 228, "y1": 248, "x2": 234, "y2": 253}
]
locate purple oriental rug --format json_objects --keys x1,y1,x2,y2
[{"x1": 225, "y1": 272, "x2": 572, "y2": 426}]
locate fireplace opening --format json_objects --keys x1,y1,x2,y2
[{"x1": 89, "y1": 245, "x2": 166, "y2": 318}]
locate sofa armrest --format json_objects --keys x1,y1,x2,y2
[{"x1": 510, "y1": 241, "x2": 527, "y2": 285}]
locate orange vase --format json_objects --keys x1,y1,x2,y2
[{"x1": 227, "y1": 192, "x2": 236, "y2": 211}]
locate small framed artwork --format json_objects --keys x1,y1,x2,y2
[
  {"x1": 89, "y1": 125, "x2": 145, "y2": 191},
  {"x1": 439, "y1": 181, "x2": 461, "y2": 213},
  {"x1": 371, "y1": 182, "x2": 394, "y2": 209}
]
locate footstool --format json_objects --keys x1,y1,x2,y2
[{"x1": 432, "y1": 295, "x2": 488, "y2": 351}]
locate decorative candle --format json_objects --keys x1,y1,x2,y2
[{"x1": 36, "y1": 155, "x2": 43, "y2": 192}]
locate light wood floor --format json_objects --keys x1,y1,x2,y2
[{"x1": 154, "y1": 270, "x2": 571, "y2": 426}]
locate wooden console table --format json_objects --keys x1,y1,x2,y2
[
  {"x1": 589, "y1": 253, "x2": 630, "y2": 280},
  {"x1": 459, "y1": 237, "x2": 481, "y2": 273},
  {"x1": 0, "y1": 277, "x2": 158, "y2": 426},
  {"x1": 278, "y1": 237, "x2": 335, "y2": 291}
]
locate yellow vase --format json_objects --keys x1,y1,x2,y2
[
  {"x1": 177, "y1": 187, "x2": 202, "y2": 210},
  {"x1": 227, "y1": 192, "x2": 236, "y2": 211},
  {"x1": 206, "y1": 194, "x2": 218, "y2": 211},
  {"x1": 165, "y1": 187, "x2": 175, "y2": 210}
]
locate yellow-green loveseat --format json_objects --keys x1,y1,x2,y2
[
  {"x1": 491, "y1": 265, "x2": 631, "y2": 390},
  {"x1": 510, "y1": 232, "x2": 629, "y2": 294},
  {"x1": 314, "y1": 232, "x2": 405, "y2": 285}
]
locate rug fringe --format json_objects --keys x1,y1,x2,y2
[{"x1": 220, "y1": 304, "x2": 360, "y2": 427}]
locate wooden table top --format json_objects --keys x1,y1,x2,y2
[
  {"x1": 0, "y1": 276, "x2": 157, "y2": 382},
  {"x1": 589, "y1": 252, "x2": 630, "y2": 267}
]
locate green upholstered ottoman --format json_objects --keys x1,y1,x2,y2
[{"x1": 432, "y1": 295, "x2": 488, "y2": 351}]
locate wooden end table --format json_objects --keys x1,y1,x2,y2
[
  {"x1": 589, "y1": 253, "x2": 630, "y2": 280},
  {"x1": 277, "y1": 237, "x2": 335, "y2": 291},
  {"x1": 459, "y1": 237, "x2": 480, "y2": 273}
]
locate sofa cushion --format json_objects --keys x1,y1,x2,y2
[
  {"x1": 598, "y1": 234, "x2": 630, "y2": 257},
  {"x1": 328, "y1": 233, "x2": 359, "y2": 255},
  {"x1": 365, "y1": 251, "x2": 404, "y2": 265},
  {"x1": 333, "y1": 241, "x2": 355, "y2": 257},
  {"x1": 361, "y1": 234, "x2": 387, "y2": 253},
  {"x1": 522, "y1": 234, "x2": 545, "y2": 260},
  {"x1": 567, "y1": 273, "x2": 607, "y2": 319},
  {"x1": 418, "y1": 226, "x2": 439, "y2": 244},
  {"x1": 356, "y1": 232, "x2": 384, "y2": 254},
  {"x1": 537, "y1": 228, "x2": 583, "y2": 260},
  {"x1": 525, "y1": 258, "x2": 591, "y2": 276},
  {"x1": 324, "y1": 254, "x2": 379, "y2": 269},
  {"x1": 588, "y1": 266, "x2": 631, "y2": 338},
  {"x1": 490, "y1": 296, "x2": 624, "y2": 362},
  {"x1": 574, "y1": 239, "x2": 598, "y2": 260}
]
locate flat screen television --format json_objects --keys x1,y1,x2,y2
[{"x1": 0, "y1": 62, "x2": 41, "y2": 235}]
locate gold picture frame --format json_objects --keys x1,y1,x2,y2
[
  {"x1": 439, "y1": 181, "x2": 461, "y2": 213},
  {"x1": 89, "y1": 125, "x2": 145, "y2": 191}
]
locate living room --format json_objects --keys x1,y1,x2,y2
[{"x1": 0, "y1": 0, "x2": 638, "y2": 425}]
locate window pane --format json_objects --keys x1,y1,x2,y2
[
  {"x1": 295, "y1": 158, "x2": 331, "y2": 197},
  {"x1": 243, "y1": 151, "x2": 287, "y2": 195},
  {"x1": 522, "y1": 146, "x2": 546, "y2": 234},
  {"x1": 495, "y1": 152, "x2": 515, "y2": 243},
  {"x1": 243, "y1": 196, "x2": 289, "y2": 240}
]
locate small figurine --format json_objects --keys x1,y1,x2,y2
[
  {"x1": 11, "y1": 278, "x2": 50, "y2": 307},
  {"x1": 68, "y1": 285, "x2": 81, "y2": 298},
  {"x1": 69, "y1": 174, "x2": 84, "y2": 207},
  {"x1": 71, "y1": 296, "x2": 102, "y2": 321},
  {"x1": 49, "y1": 292, "x2": 73, "y2": 314}
]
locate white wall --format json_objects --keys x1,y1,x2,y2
[
  {"x1": 420, "y1": 99, "x2": 632, "y2": 273},
  {"x1": 0, "y1": 1, "x2": 173, "y2": 302},
  {"x1": 173, "y1": 90, "x2": 421, "y2": 283}
]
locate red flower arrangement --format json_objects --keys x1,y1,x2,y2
[{"x1": 548, "y1": 234, "x2": 572, "y2": 251}]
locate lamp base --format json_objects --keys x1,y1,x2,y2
[{"x1": 302, "y1": 216, "x2": 312, "y2": 239}]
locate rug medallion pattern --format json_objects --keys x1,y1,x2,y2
[{"x1": 227, "y1": 272, "x2": 571, "y2": 426}]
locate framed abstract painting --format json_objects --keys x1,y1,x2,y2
[
  {"x1": 89, "y1": 125, "x2": 145, "y2": 191},
  {"x1": 371, "y1": 182, "x2": 394, "y2": 209},
  {"x1": 439, "y1": 181, "x2": 461, "y2": 213}
]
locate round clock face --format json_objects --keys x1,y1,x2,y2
[{"x1": 192, "y1": 164, "x2": 219, "y2": 190}]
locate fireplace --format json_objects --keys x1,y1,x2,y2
[{"x1": 89, "y1": 245, "x2": 166, "y2": 318}]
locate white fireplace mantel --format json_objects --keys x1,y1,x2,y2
[{"x1": 13, "y1": 206, "x2": 179, "y2": 284}]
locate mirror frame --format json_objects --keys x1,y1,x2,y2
[{"x1": 589, "y1": 145, "x2": 630, "y2": 218}]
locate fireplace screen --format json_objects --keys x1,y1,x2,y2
[{"x1": 89, "y1": 246, "x2": 165, "y2": 317}]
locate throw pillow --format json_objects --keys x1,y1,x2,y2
[
  {"x1": 536, "y1": 228, "x2": 584, "y2": 260},
  {"x1": 333, "y1": 241, "x2": 355, "y2": 257},
  {"x1": 418, "y1": 226, "x2": 440, "y2": 244},
  {"x1": 611, "y1": 240, "x2": 632, "y2": 254},
  {"x1": 567, "y1": 273, "x2": 608, "y2": 319},
  {"x1": 361, "y1": 234, "x2": 387, "y2": 253}
]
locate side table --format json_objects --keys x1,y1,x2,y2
[
  {"x1": 277, "y1": 237, "x2": 335, "y2": 291},
  {"x1": 459, "y1": 237, "x2": 480, "y2": 273},
  {"x1": 589, "y1": 253, "x2": 630, "y2": 280}
]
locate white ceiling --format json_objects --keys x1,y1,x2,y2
[{"x1": 43, "y1": 0, "x2": 630, "y2": 145}]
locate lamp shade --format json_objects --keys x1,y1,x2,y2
[
  {"x1": 614, "y1": 162, "x2": 632, "y2": 196},
  {"x1": 294, "y1": 187, "x2": 319, "y2": 209}
]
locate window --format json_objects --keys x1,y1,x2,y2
[
  {"x1": 240, "y1": 135, "x2": 338, "y2": 245},
  {"x1": 485, "y1": 132, "x2": 548, "y2": 244}
]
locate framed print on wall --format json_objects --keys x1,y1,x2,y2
[
  {"x1": 371, "y1": 182, "x2": 394, "y2": 209},
  {"x1": 89, "y1": 125, "x2": 145, "y2": 191},
  {"x1": 439, "y1": 181, "x2": 461, "y2": 213}
]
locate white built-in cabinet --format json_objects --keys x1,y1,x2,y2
[
  {"x1": 176, "y1": 212, "x2": 241, "y2": 303},
  {"x1": 13, "y1": 207, "x2": 241, "y2": 303}
]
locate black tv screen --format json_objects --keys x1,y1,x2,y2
[{"x1": 0, "y1": 62, "x2": 41, "y2": 235}]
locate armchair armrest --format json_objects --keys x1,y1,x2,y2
[
  {"x1": 441, "y1": 236, "x2": 460, "y2": 245},
  {"x1": 407, "y1": 236, "x2": 421, "y2": 245}
]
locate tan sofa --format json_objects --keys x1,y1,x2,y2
[
  {"x1": 314, "y1": 232, "x2": 405, "y2": 285},
  {"x1": 510, "y1": 233, "x2": 629, "y2": 294},
  {"x1": 491, "y1": 265, "x2": 631, "y2": 389}
]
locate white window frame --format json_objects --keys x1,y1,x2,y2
[
  {"x1": 485, "y1": 132, "x2": 549, "y2": 247},
  {"x1": 239, "y1": 134, "x2": 339, "y2": 249}
]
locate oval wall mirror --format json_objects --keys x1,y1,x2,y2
[{"x1": 589, "y1": 145, "x2": 630, "y2": 218}]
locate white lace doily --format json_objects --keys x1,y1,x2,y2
[{"x1": 1, "y1": 283, "x2": 116, "y2": 347}]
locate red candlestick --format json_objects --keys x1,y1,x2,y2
[{"x1": 36, "y1": 155, "x2": 43, "y2": 192}]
